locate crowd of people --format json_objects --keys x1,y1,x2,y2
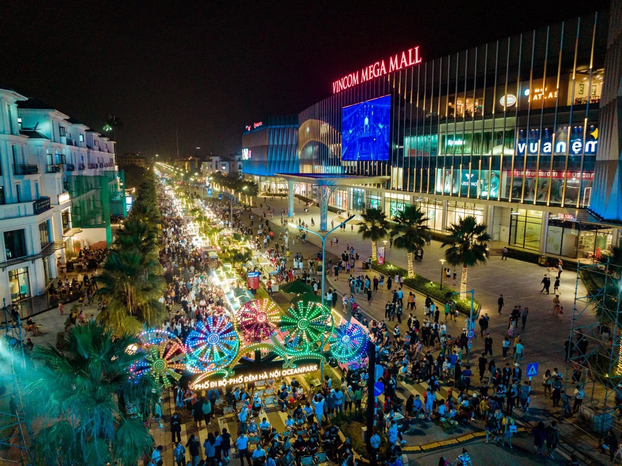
[{"x1": 146, "y1": 183, "x2": 607, "y2": 466}]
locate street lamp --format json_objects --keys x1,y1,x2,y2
[
  {"x1": 289, "y1": 215, "x2": 355, "y2": 308},
  {"x1": 439, "y1": 258, "x2": 446, "y2": 290},
  {"x1": 445, "y1": 289, "x2": 476, "y2": 362}
]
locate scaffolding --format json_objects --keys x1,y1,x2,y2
[
  {"x1": 568, "y1": 259, "x2": 622, "y2": 433},
  {"x1": 0, "y1": 304, "x2": 32, "y2": 465}
]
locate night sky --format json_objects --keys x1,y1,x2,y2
[{"x1": 0, "y1": 0, "x2": 610, "y2": 158}]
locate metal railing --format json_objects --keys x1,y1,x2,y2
[{"x1": 14, "y1": 164, "x2": 39, "y2": 175}]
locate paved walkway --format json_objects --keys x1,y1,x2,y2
[{"x1": 240, "y1": 194, "x2": 606, "y2": 465}]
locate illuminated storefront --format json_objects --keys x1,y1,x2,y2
[{"x1": 245, "y1": 8, "x2": 619, "y2": 258}]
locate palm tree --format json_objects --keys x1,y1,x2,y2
[
  {"x1": 359, "y1": 208, "x2": 390, "y2": 261},
  {"x1": 441, "y1": 216, "x2": 491, "y2": 297},
  {"x1": 23, "y1": 323, "x2": 158, "y2": 465},
  {"x1": 390, "y1": 205, "x2": 429, "y2": 277}
]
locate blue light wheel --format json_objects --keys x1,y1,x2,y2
[
  {"x1": 185, "y1": 316, "x2": 239, "y2": 371},
  {"x1": 328, "y1": 322, "x2": 368, "y2": 364}
]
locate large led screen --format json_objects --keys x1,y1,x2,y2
[{"x1": 342, "y1": 95, "x2": 391, "y2": 161}]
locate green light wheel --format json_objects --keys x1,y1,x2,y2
[{"x1": 279, "y1": 301, "x2": 333, "y2": 352}]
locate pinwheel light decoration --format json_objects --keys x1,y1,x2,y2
[
  {"x1": 130, "y1": 333, "x2": 187, "y2": 388},
  {"x1": 280, "y1": 301, "x2": 333, "y2": 351},
  {"x1": 185, "y1": 316, "x2": 240, "y2": 371},
  {"x1": 328, "y1": 322, "x2": 368, "y2": 364},
  {"x1": 237, "y1": 299, "x2": 281, "y2": 343}
]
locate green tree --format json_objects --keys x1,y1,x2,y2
[
  {"x1": 358, "y1": 208, "x2": 390, "y2": 261},
  {"x1": 390, "y1": 205, "x2": 429, "y2": 277},
  {"x1": 24, "y1": 323, "x2": 158, "y2": 465},
  {"x1": 441, "y1": 215, "x2": 491, "y2": 296}
]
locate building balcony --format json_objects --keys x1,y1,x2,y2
[
  {"x1": 0, "y1": 197, "x2": 51, "y2": 221},
  {"x1": 46, "y1": 164, "x2": 62, "y2": 173},
  {"x1": 14, "y1": 164, "x2": 39, "y2": 175}
]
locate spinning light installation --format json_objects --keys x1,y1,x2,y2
[
  {"x1": 280, "y1": 302, "x2": 333, "y2": 351},
  {"x1": 130, "y1": 335, "x2": 187, "y2": 388},
  {"x1": 328, "y1": 322, "x2": 368, "y2": 363},
  {"x1": 238, "y1": 299, "x2": 281, "y2": 342},
  {"x1": 185, "y1": 316, "x2": 240, "y2": 371}
]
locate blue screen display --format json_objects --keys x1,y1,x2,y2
[{"x1": 342, "y1": 95, "x2": 391, "y2": 161}]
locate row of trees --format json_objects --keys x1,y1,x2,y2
[
  {"x1": 210, "y1": 171, "x2": 259, "y2": 198},
  {"x1": 95, "y1": 172, "x2": 167, "y2": 334},
  {"x1": 21, "y1": 171, "x2": 166, "y2": 464},
  {"x1": 359, "y1": 206, "x2": 490, "y2": 294}
]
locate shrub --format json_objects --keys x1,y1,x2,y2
[{"x1": 372, "y1": 262, "x2": 480, "y2": 315}]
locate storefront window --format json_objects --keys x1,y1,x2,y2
[
  {"x1": 510, "y1": 209, "x2": 543, "y2": 251},
  {"x1": 368, "y1": 195, "x2": 381, "y2": 209},
  {"x1": 446, "y1": 201, "x2": 485, "y2": 227},
  {"x1": 545, "y1": 218, "x2": 612, "y2": 259},
  {"x1": 351, "y1": 189, "x2": 365, "y2": 211},
  {"x1": 9, "y1": 267, "x2": 30, "y2": 301},
  {"x1": 385, "y1": 193, "x2": 410, "y2": 218},
  {"x1": 418, "y1": 198, "x2": 444, "y2": 231}
]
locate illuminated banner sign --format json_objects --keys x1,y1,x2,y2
[
  {"x1": 247, "y1": 271, "x2": 260, "y2": 290},
  {"x1": 515, "y1": 126, "x2": 598, "y2": 156},
  {"x1": 332, "y1": 46, "x2": 422, "y2": 94},
  {"x1": 191, "y1": 364, "x2": 318, "y2": 390},
  {"x1": 512, "y1": 170, "x2": 594, "y2": 180},
  {"x1": 377, "y1": 247, "x2": 385, "y2": 265}
]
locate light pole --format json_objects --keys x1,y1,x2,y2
[
  {"x1": 445, "y1": 289, "x2": 476, "y2": 362},
  {"x1": 439, "y1": 258, "x2": 446, "y2": 289},
  {"x1": 289, "y1": 215, "x2": 355, "y2": 307}
]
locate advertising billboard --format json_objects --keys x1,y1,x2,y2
[{"x1": 342, "y1": 95, "x2": 391, "y2": 161}]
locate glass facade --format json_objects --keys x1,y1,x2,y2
[
  {"x1": 298, "y1": 11, "x2": 607, "y2": 209},
  {"x1": 4, "y1": 229, "x2": 27, "y2": 259},
  {"x1": 510, "y1": 209, "x2": 543, "y2": 251}
]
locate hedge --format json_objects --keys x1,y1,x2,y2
[
  {"x1": 372, "y1": 262, "x2": 480, "y2": 316},
  {"x1": 506, "y1": 247, "x2": 577, "y2": 272}
]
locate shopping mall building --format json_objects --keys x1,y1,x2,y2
[{"x1": 242, "y1": 4, "x2": 622, "y2": 260}]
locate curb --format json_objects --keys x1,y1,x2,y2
[{"x1": 404, "y1": 427, "x2": 527, "y2": 453}]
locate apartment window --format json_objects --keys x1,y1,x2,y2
[
  {"x1": 0, "y1": 187, "x2": 4, "y2": 204},
  {"x1": 79, "y1": 134, "x2": 84, "y2": 142},
  {"x1": 4, "y1": 229, "x2": 27, "y2": 259},
  {"x1": 61, "y1": 209, "x2": 71, "y2": 232},
  {"x1": 59, "y1": 126, "x2": 66, "y2": 137},
  {"x1": 7, "y1": 105, "x2": 14, "y2": 134},
  {"x1": 39, "y1": 221, "x2": 51, "y2": 249}
]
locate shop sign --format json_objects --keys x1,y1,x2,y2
[
  {"x1": 516, "y1": 136, "x2": 598, "y2": 155},
  {"x1": 377, "y1": 247, "x2": 385, "y2": 265},
  {"x1": 500, "y1": 94, "x2": 517, "y2": 108},
  {"x1": 512, "y1": 170, "x2": 594, "y2": 180},
  {"x1": 191, "y1": 364, "x2": 318, "y2": 390},
  {"x1": 551, "y1": 213, "x2": 577, "y2": 222},
  {"x1": 332, "y1": 46, "x2": 422, "y2": 94},
  {"x1": 247, "y1": 271, "x2": 260, "y2": 290},
  {"x1": 58, "y1": 192, "x2": 70, "y2": 204},
  {"x1": 33, "y1": 197, "x2": 51, "y2": 215}
]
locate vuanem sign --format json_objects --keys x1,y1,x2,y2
[{"x1": 332, "y1": 46, "x2": 422, "y2": 94}]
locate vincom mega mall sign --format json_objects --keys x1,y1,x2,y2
[{"x1": 332, "y1": 46, "x2": 422, "y2": 94}]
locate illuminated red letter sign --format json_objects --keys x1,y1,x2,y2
[{"x1": 332, "y1": 46, "x2": 422, "y2": 94}]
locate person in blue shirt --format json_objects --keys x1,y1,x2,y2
[
  {"x1": 236, "y1": 433, "x2": 251, "y2": 466},
  {"x1": 259, "y1": 417, "x2": 271, "y2": 444}
]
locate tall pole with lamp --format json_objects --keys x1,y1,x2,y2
[
  {"x1": 445, "y1": 289, "x2": 476, "y2": 362},
  {"x1": 290, "y1": 215, "x2": 355, "y2": 389},
  {"x1": 289, "y1": 215, "x2": 355, "y2": 308},
  {"x1": 439, "y1": 258, "x2": 446, "y2": 289}
]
